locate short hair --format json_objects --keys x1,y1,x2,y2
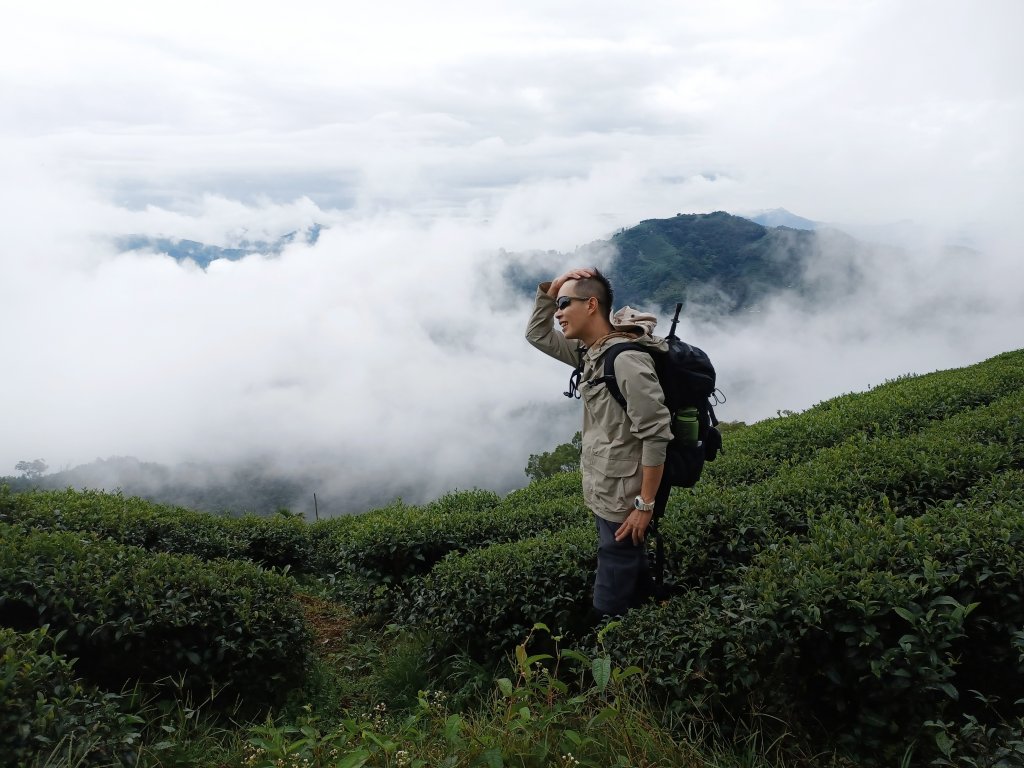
[{"x1": 573, "y1": 269, "x2": 614, "y2": 318}]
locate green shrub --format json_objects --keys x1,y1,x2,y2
[
  {"x1": 311, "y1": 497, "x2": 590, "y2": 594},
  {"x1": 412, "y1": 385, "x2": 1024, "y2": 670},
  {"x1": 0, "y1": 487, "x2": 244, "y2": 560},
  {"x1": 606, "y1": 470, "x2": 1024, "y2": 765},
  {"x1": 224, "y1": 513, "x2": 313, "y2": 570},
  {"x1": 405, "y1": 377, "x2": 1024, "y2": 684},
  {"x1": 405, "y1": 526, "x2": 596, "y2": 661},
  {"x1": 498, "y1": 470, "x2": 583, "y2": 507},
  {"x1": 660, "y1": 385, "x2": 1024, "y2": 587},
  {"x1": 702, "y1": 349, "x2": 1024, "y2": 488},
  {"x1": 421, "y1": 488, "x2": 502, "y2": 514},
  {"x1": 0, "y1": 626, "x2": 142, "y2": 766},
  {"x1": 0, "y1": 524, "x2": 311, "y2": 707},
  {"x1": 0, "y1": 488, "x2": 318, "y2": 574}
]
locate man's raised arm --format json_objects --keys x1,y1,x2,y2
[{"x1": 525, "y1": 269, "x2": 594, "y2": 367}]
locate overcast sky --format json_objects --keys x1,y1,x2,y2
[{"x1": 2, "y1": 1, "x2": 1022, "y2": 509}]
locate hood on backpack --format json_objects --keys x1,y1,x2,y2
[{"x1": 611, "y1": 306, "x2": 658, "y2": 337}]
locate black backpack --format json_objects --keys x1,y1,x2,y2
[{"x1": 586, "y1": 303, "x2": 723, "y2": 494}]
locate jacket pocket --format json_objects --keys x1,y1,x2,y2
[
  {"x1": 589, "y1": 450, "x2": 638, "y2": 478},
  {"x1": 586, "y1": 449, "x2": 641, "y2": 516}
]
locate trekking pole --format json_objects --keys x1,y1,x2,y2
[{"x1": 667, "y1": 302, "x2": 683, "y2": 340}]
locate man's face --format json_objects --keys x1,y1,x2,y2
[{"x1": 555, "y1": 280, "x2": 591, "y2": 339}]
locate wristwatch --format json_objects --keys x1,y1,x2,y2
[{"x1": 633, "y1": 496, "x2": 655, "y2": 513}]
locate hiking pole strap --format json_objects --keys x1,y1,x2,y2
[{"x1": 651, "y1": 478, "x2": 672, "y2": 588}]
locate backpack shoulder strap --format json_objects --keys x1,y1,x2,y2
[{"x1": 589, "y1": 342, "x2": 648, "y2": 410}]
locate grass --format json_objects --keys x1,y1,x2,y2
[{"x1": 22, "y1": 598, "x2": 845, "y2": 768}]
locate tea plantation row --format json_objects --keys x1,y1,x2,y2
[
  {"x1": 3, "y1": 348, "x2": 1023, "y2": 766},
  {"x1": 610, "y1": 469, "x2": 1024, "y2": 763},
  {"x1": 5, "y1": 350, "x2": 1021, "y2": 597},
  {"x1": 407, "y1": 384, "x2": 1024, "y2": 662},
  {"x1": 0, "y1": 471, "x2": 584, "y2": 594},
  {"x1": 0, "y1": 523, "x2": 309, "y2": 704}
]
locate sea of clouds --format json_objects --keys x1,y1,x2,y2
[{"x1": 2, "y1": 0, "x2": 1021, "y2": 512}]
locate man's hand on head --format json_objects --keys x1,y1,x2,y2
[{"x1": 548, "y1": 267, "x2": 597, "y2": 297}]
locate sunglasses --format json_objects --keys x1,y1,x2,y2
[{"x1": 555, "y1": 295, "x2": 592, "y2": 311}]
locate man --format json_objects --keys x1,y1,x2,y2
[{"x1": 526, "y1": 267, "x2": 673, "y2": 618}]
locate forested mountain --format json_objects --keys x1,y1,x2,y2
[{"x1": 507, "y1": 210, "x2": 875, "y2": 315}]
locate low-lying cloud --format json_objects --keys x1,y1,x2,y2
[
  {"x1": 2, "y1": 1, "x2": 1021, "y2": 513},
  {"x1": 3, "y1": 160, "x2": 1021, "y2": 514}
]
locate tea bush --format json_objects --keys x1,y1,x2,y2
[
  {"x1": 408, "y1": 386, "x2": 1024, "y2": 666},
  {"x1": 0, "y1": 483, "x2": 582, "y2": 594},
  {"x1": 660, "y1": 385, "x2": 1024, "y2": 586},
  {"x1": 0, "y1": 626, "x2": 142, "y2": 766},
  {"x1": 311, "y1": 499, "x2": 590, "y2": 592},
  {"x1": 701, "y1": 349, "x2": 1024, "y2": 488},
  {"x1": 0, "y1": 488, "x2": 313, "y2": 570},
  {"x1": 308, "y1": 474, "x2": 588, "y2": 591},
  {"x1": 0, "y1": 487, "x2": 244, "y2": 561},
  {"x1": 0, "y1": 524, "x2": 311, "y2": 705},
  {"x1": 606, "y1": 470, "x2": 1024, "y2": 765},
  {"x1": 405, "y1": 525, "x2": 596, "y2": 660}
]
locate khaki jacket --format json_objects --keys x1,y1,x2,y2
[{"x1": 526, "y1": 286, "x2": 673, "y2": 522}]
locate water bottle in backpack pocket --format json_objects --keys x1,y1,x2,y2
[{"x1": 666, "y1": 406, "x2": 706, "y2": 488}]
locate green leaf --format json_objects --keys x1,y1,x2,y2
[
  {"x1": 444, "y1": 714, "x2": 463, "y2": 746},
  {"x1": 560, "y1": 649, "x2": 589, "y2": 665},
  {"x1": 596, "y1": 620, "x2": 621, "y2": 643},
  {"x1": 936, "y1": 682, "x2": 959, "y2": 700},
  {"x1": 548, "y1": 679, "x2": 569, "y2": 695},
  {"x1": 587, "y1": 706, "x2": 619, "y2": 729},
  {"x1": 934, "y1": 731, "x2": 954, "y2": 758},
  {"x1": 893, "y1": 607, "x2": 917, "y2": 623},
  {"x1": 496, "y1": 678, "x2": 514, "y2": 697},
  {"x1": 336, "y1": 749, "x2": 371, "y2": 768},
  {"x1": 480, "y1": 747, "x2": 503, "y2": 768},
  {"x1": 515, "y1": 644, "x2": 528, "y2": 676},
  {"x1": 592, "y1": 657, "x2": 611, "y2": 693},
  {"x1": 612, "y1": 665, "x2": 643, "y2": 682}
]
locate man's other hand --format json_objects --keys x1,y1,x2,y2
[{"x1": 614, "y1": 509, "x2": 653, "y2": 545}]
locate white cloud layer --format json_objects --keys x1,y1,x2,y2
[{"x1": 1, "y1": 1, "x2": 1022, "y2": 510}]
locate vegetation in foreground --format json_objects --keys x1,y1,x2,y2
[{"x1": 2, "y1": 349, "x2": 1024, "y2": 767}]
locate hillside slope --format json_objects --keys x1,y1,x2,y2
[{"x1": 3, "y1": 349, "x2": 1022, "y2": 766}]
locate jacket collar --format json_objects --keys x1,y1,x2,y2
[{"x1": 584, "y1": 332, "x2": 641, "y2": 363}]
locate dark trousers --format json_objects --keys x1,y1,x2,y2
[{"x1": 593, "y1": 515, "x2": 652, "y2": 616}]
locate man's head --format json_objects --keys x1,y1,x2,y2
[{"x1": 555, "y1": 269, "x2": 615, "y2": 344}]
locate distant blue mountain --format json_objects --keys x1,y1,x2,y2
[
  {"x1": 744, "y1": 208, "x2": 819, "y2": 231},
  {"x1": 116, "y1": 224, "x2": 323, "y2": 268}
]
